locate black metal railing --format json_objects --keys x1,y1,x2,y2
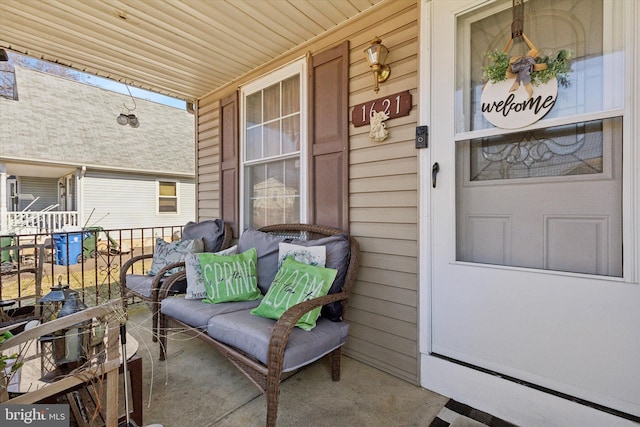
[{"x1": 0, "y1": 225, "x2": 185, "y2": 316}]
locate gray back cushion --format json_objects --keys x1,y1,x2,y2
[
  {"x1": 182, "y1": 219, "x2": 226, "y2": 253},
  {"x1": 237, "y1": 228, "x2": 287, "y2": 294},
  {"x1": 238, "y1": 229, "x2": 350, "y2": 320},
  {"x1": 284, "y1": 234, "x2": 350, "y2": 321}
]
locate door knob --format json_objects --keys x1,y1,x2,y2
[{"x1": 432, "y1": 162, "x2": 440, "y2": 188}]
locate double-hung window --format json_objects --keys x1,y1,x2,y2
[
  {"x1": 240, "y1": 59, "x2": 307, "y2": 230},
  {"x1": 158, "y1": 180, "x2": 178, "y2": 214}
]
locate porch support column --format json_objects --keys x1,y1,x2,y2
[
  {"x1": 77, "y1": 166, "x2": 86, "y2": 228},
  {"x1": 0, "y1": 164, "x2": 7, "y2": 232}
]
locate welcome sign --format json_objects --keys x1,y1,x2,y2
[
  {"x1": 481, "y1": 77, "x2": 558, "y2": 129},
  {"x1": 481, "y1": 33, "x2": 571, "y2": 130}
]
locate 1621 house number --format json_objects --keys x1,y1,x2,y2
[{"x1": 351, "y1": 90, "x2": 412, "y2": 127}]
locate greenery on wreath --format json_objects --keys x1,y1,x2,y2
[{"x1": 483, "y1": 49, "x2": 573, "y2": 88}]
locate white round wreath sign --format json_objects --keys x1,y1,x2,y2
[
  {"x1": 481, "y1": 77, "x2": 557, "y2": 129},
  {"x1": 481, "y1": 34, "x2": 570, "y2": 129}
]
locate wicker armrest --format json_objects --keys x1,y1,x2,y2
[
  {"x1": 149, "y1": 262, "x2": 187, "y2": 302},
  {"x1": 119, "y1": 253, "x2": 154, "y2": 295},
  {"x1": 157, "y1": 270, "x2": 188, "y2": 301},
  {"x1": 268, "y1": 292, "x2": 349, "y2": 358},
  {"x1": 120, "y1": 253, "x2": 153, "y2": 279},
  {"x1": 120, "y1": 256, "x2": 185, "y2": 301}
]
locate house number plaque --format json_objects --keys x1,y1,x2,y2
[{"x1": 351, "y1": 90, "x2": 412, "y2": 127}]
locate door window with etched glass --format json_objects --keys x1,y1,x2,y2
[
  {"x1": 455, "y1": 0, "x2": 624, "y2": 276},
  {"x1": 241, "y1": 61, "x2": 306, "y2": 230}
]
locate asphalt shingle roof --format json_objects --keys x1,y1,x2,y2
[{"x1": 0, "y1": 66, "x2": 194, "y2": 174}]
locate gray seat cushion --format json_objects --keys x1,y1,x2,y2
[
  {"x1": 206, "y1": 309, "x2": 350, "y2": 372},
  {"x1": 126, "y1": 274, "x2": 186, "y2": 299},
  {"x1": 161, "y1": 296, "x2": 261, "y2": 329},
  {"x1": 182, "y1": 219, "x2": 226, "y2": 253}
]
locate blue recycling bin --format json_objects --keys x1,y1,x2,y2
[{"x1": 53, "y1": 232, "x2": 84, "y2": 265}]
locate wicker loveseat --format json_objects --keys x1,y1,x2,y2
[
  {"x1": 119, "y1": 219, "x2": 232, "y2": 341},
  {"x1": 158, "y1": 223, "x2": 360, "y2": 426}
]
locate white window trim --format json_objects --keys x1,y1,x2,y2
[
  {"x1": 156, "y1": 179, "x2": 179, "y2": 215},
  {"x1": 239, "y1": 58, "x2": 308, "y2": 231}
]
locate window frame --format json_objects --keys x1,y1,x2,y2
[
  {"x1": 157, "y1": 179, "x2": 179, "y2": 214},
  {"x1": 239, "y1": 58, "x2": 308, "y2": 231}
]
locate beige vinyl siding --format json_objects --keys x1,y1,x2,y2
[
  {"x1": 346, "y1": 3, "x2": 419, "y2": 384},
  {"x1": 196, "y1": 0, "x2": 420, "y2": 385},
  {"x1": 195, "y1": 99, "x2": 221, "y2": 220}
]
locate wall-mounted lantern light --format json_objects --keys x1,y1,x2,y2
[{"x1": 363, "y1": 37, "x2": 390, "y2": 93}]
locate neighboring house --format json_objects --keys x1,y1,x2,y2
[
  {"x1": 0, "y1": 1, "x2": 638, "y2": 426},
  {"x1": 0, "y1": 66, "x2": 195, "y2": 234}
]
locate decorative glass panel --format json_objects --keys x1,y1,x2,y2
[{"x1": 470, "y1": 119, "x2": 605, "y2": 181}]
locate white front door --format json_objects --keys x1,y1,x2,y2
[{"x1": 423, "y1": 0, "x2": 639, "y2": 421}]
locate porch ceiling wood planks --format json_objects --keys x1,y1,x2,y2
[{"x1": 0, "y1": 0, "x2": 385, "y2": 102}]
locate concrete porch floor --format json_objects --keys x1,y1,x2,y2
[{"x1": 125, "y1": 303, "x2": 450, "y2": 427}]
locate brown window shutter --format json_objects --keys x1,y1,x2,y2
[
  {"x1": 219, "y1": 92, "x2": 239, "y2": 237},
  {"x1": 308, "y1": 41, "x2": 349, "y2": 231}
]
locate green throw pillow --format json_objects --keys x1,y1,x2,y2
[
  {"x1": 251, "y1": 257, "x2": 338, "y2": 331},
  {"x1": 201, "y1": 248, "x2": 261, "y2": 304},
  {"x1": 185, "y1": 245, "x2": 238, "y2": 300}
]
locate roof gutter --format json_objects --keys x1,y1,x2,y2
[{"x1": 0, "y1": 157, "x2": 195, "y2": 179}]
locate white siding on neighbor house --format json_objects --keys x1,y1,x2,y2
[
  {"x1": 81, "y1": 172, "x2": 195, "y2": 230},
  {"x1": 196, "y1": 1, "x2": 421, "y2": 385}
]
